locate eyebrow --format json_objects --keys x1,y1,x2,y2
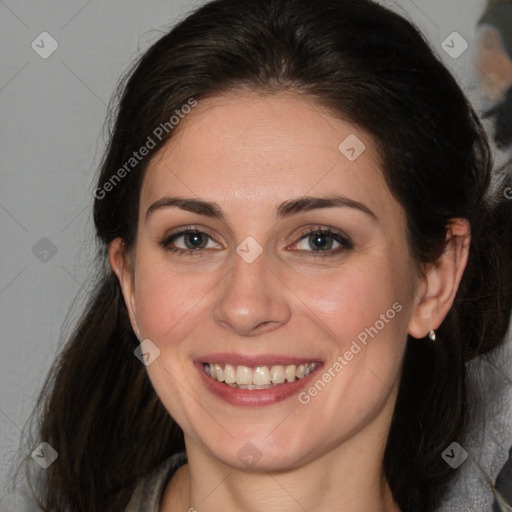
[{"x1": 145, "y1": 195, "x2": 377, "y2": 222}]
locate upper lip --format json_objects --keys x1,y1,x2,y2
[{"x1": 195, "y1": 353, "x2": 323, "y2": 367}]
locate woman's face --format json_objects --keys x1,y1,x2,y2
[{"x1": 118, "y1": 91, "x2": 422, "y2": 470}]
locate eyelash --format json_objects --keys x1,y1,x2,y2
[{"x1": 160, "y1": 226, "x2": 353, "y2": 258}]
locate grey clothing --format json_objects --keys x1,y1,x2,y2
[{"x1": 125, "y1": 452, "x2": 187, "y2": 512}]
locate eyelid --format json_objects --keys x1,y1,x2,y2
[
  {"x1": 293, "y1": 225, "x2": 351, "y2": 241},
  {"x1": 162, "y1": 224, "x2": 217, "y2": 237}
]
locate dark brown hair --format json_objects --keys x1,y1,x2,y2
[{"x1": 20, "y1": 0, "x2": 512, "y2": 510}]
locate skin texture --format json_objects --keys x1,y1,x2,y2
[{"x1": 109, "y1": 91, "x2": 470, "y2": 512}]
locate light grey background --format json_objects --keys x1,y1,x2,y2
[{"x1": 0, "y1": 0, "x2": 502, "y2": 509}]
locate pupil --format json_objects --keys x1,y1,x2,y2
[
  {"x1": 309, "y1": 232, "x2": 332, "y2": 251},
  {"x1": 186, "y1": 233, "x2": 206, "y2": 249}
]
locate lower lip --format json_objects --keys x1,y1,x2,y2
[{"x1": 195, "y1": 363, "x2": 323, "y2": 406}]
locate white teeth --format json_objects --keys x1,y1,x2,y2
[
  {"x1": 214, "y1": 363, "x2": 224, "y2": 382},
  {"x1": 270, "y1": 365, "x2": 285, "y2": 384},
  {"x1": 236, "y1": 365, "x2": 253, "y2": 385},
  {"x1": 253, "y1": 366, "x2": 271, "y2": 386},
  {"x1": 285, "y1": 365, "x2": 296, "y2": 382},
  {"x1": 203, "y1": 362, "x2": 318, "y2": 387},
  {"x1": 224, "y1": 364, "x2": 236, "y2": 384},
  {"x1": 296, "y1": 364, "x2": 306, "y2": 379}
]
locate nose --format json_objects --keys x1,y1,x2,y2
[{"x1": 212, "y1": 248, "x2": 292, "y2": 337}]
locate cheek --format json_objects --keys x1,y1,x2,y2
[
  {"x1": 132, "y1": 258, "x2": 213, "y2": 341},
  {"x1": 293, "y1": 257, "x2": 408, "y2": 347}
]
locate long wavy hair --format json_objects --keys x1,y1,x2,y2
[{"x1": 18, "y1": 0, "x2": 512, "y2": 510}]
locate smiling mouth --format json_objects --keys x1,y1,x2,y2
[{"x1": 202, "y1": 362, "x2": 319, "y2": 389}]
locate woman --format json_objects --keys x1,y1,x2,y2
[{"x1": 19, "y1": 0, "x2": 512, "y2": 510}]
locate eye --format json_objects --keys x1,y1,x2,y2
[
  {"x1": 160, "y1": 227, "x2": 222, "y2": 255},
  {"x1": 290, "y1": 227, "x2": 353, "y2": 257},
  {"x1": 160, "y1": 225, "x2": 352, "y2": 258}
]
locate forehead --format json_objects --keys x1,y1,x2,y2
[{"x1": 140, "y1": 91, "x2": 398, "y2": 223}]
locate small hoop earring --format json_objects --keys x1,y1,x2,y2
[{"x1": 428, "y1": 330, "x2": 436, "y2": 341}]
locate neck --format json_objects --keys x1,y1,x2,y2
[{"x1": 161, "y1": 421, "x2": 401, "y2": 512}]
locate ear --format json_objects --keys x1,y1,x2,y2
[
  {"x1": 481, "y1": 26, "x2": 501, "y2": 51},
  {"x1": 408, "y1": 218, "x2": 471, "y2": 339},
  {"x1": 109, "y1": 238, "x2": 138, "y2": 334}
]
